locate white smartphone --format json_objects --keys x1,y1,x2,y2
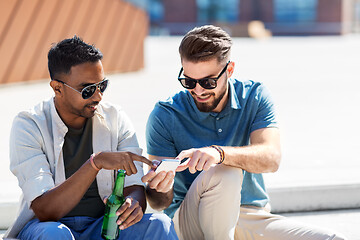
[{"x1": 155, "y1": 159, "x2": 181, "y2": 174}]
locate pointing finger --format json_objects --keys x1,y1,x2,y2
[
  {"x1": 176, "y1": 158, "x2": 190, "y2": 172},
  {"x1": 131, "y1": 153, "x2": 156, "y2": 167},
  {"x1": 176, "y1": 149, "x2": 193, "y2": 161}
]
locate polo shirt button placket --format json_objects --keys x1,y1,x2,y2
[{"x1": 214, "y1": 115, "x2": 222, "y2": 134}]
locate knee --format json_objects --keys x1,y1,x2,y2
[
  {"x1": 147, "y1": 213, "x2": 178, "y2": 238},
  {"x1": 211, "y1": 164, "x2": 243, "y2": 188},
  {"x1": 148, "y1": 213, "x2": 173, "y2": 230},
  {"x1": 36, "y1": 222, "x2": 74, "y2": 240}
]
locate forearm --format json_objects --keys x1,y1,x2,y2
[
  {"x1": 124, "y1": 185, "x2": 147, "y2": 213},
  {"x1": 222, "y1": 144, "x2": 281, "y2": 173},
  {"x1": 31, "y1": 159, "x2": 98, "y2": 221},
  {"x1": 145, "y1": 185, "x2": 173, "y2": 211}
]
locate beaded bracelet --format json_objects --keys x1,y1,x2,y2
[
  {"x1": 90, "y1": 153, "x2": 100, "y2": 171},
  {"x1": 210, "y1": 145, "x2": 225, "y2": 164}
]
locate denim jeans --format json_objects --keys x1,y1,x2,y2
[{"x1": 17, "y1": 213, "x2": 178, "y2": 240}]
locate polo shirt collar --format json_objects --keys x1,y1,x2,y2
[
  {"x1": 228, "y1": 79, "x2": 241, "y2": 110},
  {"x1": 187, "y1": 78, "x2": 241, "y2": 120}
]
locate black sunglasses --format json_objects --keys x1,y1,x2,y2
[
  {"x1": 178, "y1": 61, "x2": 230, "y2": 89},
  {"x1": 53, "y1": 78, "x2": 109, "y2": 99}
]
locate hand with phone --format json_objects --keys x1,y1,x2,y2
[
  {"x1": 142, "y1": 159, "x2": 180, "y2": 193},
  {"x1": 155, "y1": 159, "x2": 181, "y2": 174}
]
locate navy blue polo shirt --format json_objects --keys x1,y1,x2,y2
[{"x1": 146, "y1": 78, "x2": 278, "y2": 218}]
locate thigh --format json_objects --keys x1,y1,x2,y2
[
  {"x1": 175, "y1": 164, "x2": 243, "y2": 240},
  {"x1": 79, "y1": 213, "x2": 178, "y2": 240},
  {"x1": 17, "y1": 218, "x2": 75, "y2": 240},
  {"x1": 236, "y1": 207, "x2": 347, "y2": 240},
  {"x1": 119, "y1": 213, "x2": 178, "y2": 240}
]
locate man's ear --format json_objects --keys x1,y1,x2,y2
[
  {"x1": 50, "y1": 80, "x2": 62, "y2": 96},
  {"x1": 227, "y1": 61, "x2": 235, "y2": 78}
]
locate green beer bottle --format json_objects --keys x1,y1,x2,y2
[{"x1": 101, "y1": 169, "x2": 126, "y2": 240}]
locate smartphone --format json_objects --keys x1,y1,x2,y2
[{"x1": 155, "y1": 159, "x2": 181, "y2": 174}]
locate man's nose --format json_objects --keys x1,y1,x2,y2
[
  {"x1": 192, "y1": 82, "x2": 206, "y2": 95},
  {"x1": 92, "y1": 86, "x2": 103, "y2": 101}
]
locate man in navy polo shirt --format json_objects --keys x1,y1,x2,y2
[{"x1": 142, "y1": 25, "x2": 346, "y2": 240}]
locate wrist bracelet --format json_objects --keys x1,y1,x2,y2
[
  {"x1": 90, "y1": 153, "x2": 100, "y2": 171},
  {"x1": 210, "y1": 145, "x2": 225, "y2": 164}
]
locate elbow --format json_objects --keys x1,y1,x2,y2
[
  {"x1": 148, "y1": 199, "x2": 171, "y2": 212},
  {"x1": 37, "y1": 215, "x2": 59, "y2": 222},
  {"x1": 31, "y1": 200, "x2": 63, "y2": 222},
  {"x1": 33, "y1": 209, "x2": 63, "y2": 222},
  {"x1": 145, "y1": 187, "x2": 172, "y2": 211},
  {"x1": 270, "y1": 150, "x2": 282, "y2": 173}
]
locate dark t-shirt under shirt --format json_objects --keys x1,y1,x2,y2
[{"x1": 62, "y1": 118, "x2": 105, "y2": 218}]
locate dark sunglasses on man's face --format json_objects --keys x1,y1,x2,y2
[
  {"x1": 53, "y1": 78, "x2": 109, "y2": 99},
  {"x1": 178, "y1": 61, "x2": 230, "y2": 90}
]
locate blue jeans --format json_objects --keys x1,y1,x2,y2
[{"x1": 17, "y1": 213, "x2": 178, "y2": 240}]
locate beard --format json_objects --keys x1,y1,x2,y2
[
  {"x1": 191, "y1": 87, "x2": 227, "y2": 112},
  {"x1": 68, "y1": 101, "x2": 99, "y2": 119}
]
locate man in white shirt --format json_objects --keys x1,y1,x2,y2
[{"x1": 5, "y1": 36, "x2": 178, "y2": 240}]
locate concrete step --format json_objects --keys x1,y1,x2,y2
[
  {"x1": 1, "y1": 205, "x2": 359, "y2": 240},
  {"x1": 268, "y1": 183, "x2": 360, "y2": 213},
  {"x1": 1, "y1": 181, "x2": 360, "y2": 230}
]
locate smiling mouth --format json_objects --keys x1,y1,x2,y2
[
  {"x1": 192, "y1": 93, "x2": 213, "y2": 102},
  {"x1": 197, "y1": 96, "x2": 210, "y2": 102},
  {"x1": 86, "y1": 103, "x2": 98, "y2": 110}
]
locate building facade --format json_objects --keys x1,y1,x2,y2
[{"x1": 147, "y1": 0, "x2": 360, "y2": 36}]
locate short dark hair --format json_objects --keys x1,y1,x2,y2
[
  {"x1": 48, "y1": 36, "x2": 103, "y2": 79},
  {"x1": 179, "y1": 25, "x2": 232, "y2": 63}
]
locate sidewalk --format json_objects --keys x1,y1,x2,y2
[{"x1": 1, "y1": 35, "x2": 360, "y2": 238}]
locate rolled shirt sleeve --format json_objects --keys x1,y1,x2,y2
[{"x1": 9, "y1": 113, "x2": 55, "y2": 206}]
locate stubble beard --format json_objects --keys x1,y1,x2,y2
[
  {"x1": 70, "y1": 101, "x2": 99, "y2": 119},
  {"x1": 192, "y1": 87, "x2": 227, "y2": 112}
]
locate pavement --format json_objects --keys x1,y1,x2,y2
[{"x1": 1, "y1": 35, "x2": 360, "y2": 239}]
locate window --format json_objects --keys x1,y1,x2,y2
[
  {"x1": 197, "y1": 0, "x2": 239, "y2": 23},
  {"x1": 147, "y1": 0, "x2": 164, "y2": 23},
  {"x1": 274, "y1": 0, "x2": 317, "y2": 22}
]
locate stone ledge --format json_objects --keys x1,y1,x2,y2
[
  {"x1": 268, "y1": 183, "x2": 360, "y2": 213},
  {"x1": 2, "y1": 183, "x2": 360, "y2": 230}
]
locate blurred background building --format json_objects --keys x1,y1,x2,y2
[
  {"x1": 1, "y1": 1, "x2": 360, "y2": 238},
  {"x1": 1, "y1": 0, "x2": 360, "y2": 85},
  {"x1": 144, "y1": 0, "x2": 360, "y2": 36}
]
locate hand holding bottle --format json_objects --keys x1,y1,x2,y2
[
  {"x1": 102, "y1": 195, "x2": 143, "y2": 231},
  {"x1": 115, "y1": 196, "x2": 143, "y2": 230}
]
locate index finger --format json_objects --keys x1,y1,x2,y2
[
  {"x1": 131, "y1": 154, "x2": 156, "y2": 167},
  {"x1": 176, "y1": 158, "x2": 190, "y2": 172},
  {"x1": 176, "y1": 149, "x2": 194, "y2": 161}
]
